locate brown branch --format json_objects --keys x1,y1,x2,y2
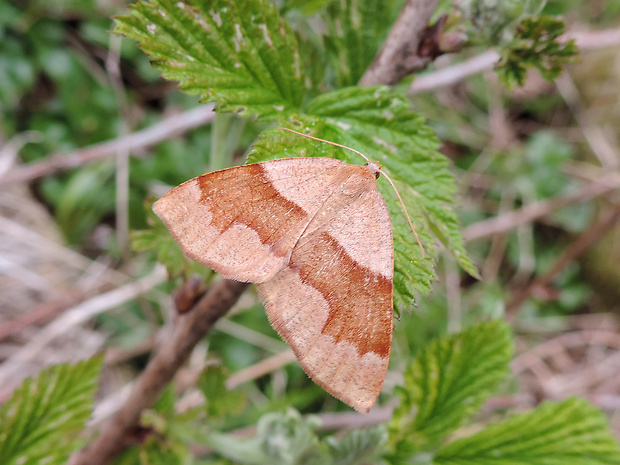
[
  {"x1": 0, "y1": 104, "x2": 215, "y2": 186},
  {"x1": 69, "y1": 279, "x2": 249, "y2": 465},
  {"x1": 359, "y1": 0, "x2": 440, "y2": 86}
]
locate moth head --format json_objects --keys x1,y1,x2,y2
[{"x1": 365, "y1": 161, "x2": 382, "y2": 179}]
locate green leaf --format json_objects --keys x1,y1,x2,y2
[
  {"x1": 198, "y1": 365, "x2": 246, "y2": 420},
  {"x1": 434, "y1": 398, "x2": 620, "y2": 465},
  {"x1": 326, "y1": 426, "x2": 388, "y2": 465},
  {"x1": 322, "y1": 0, "x2": 398, "y2": 86},
  {"x1": 113, "y1": 0, "x2": 305, "y2": 120},
  {"x1": 496, "y1": 16, "x2": 578, "y2": 89},
  {"x1": 0, "y1": 29, "x2": 37, "y2": 110},
  {"x1": 0, "y1": 357, "x2": 103, "y2": 465},
  {"x1": 388, "y1": 321, "x2": 512, "y2": 456},
  {"x1": 53, "y1": 163, "x2": 115, "y2": 244},
  {"x1": 459, "y1": 0, "x2": 526, "y2": 45},
  {"x1": 204, "y1": 409, "x2": 322, "y2": 464},
  {"x1": 114, "y1": 447, "x2": 142, "y2": 465},
  {"x1": 153, "y1": 384, "x2": 177, "y2": 416},
  {"x1": 523, "y1": 0, "x2": 547, "y2": 15},
  {"x1": 249, "y1": 86, "x2": 477, "y2": 311},
  {"x1": 283, "y1": 0, "x2": 333, "y2": 16},
  {"x1": 141, "y1": 435, "x2": 191, "y2": 465}
]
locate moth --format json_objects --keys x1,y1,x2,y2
[{"x1": 154, "y1": 130, "x2": 420, "y2": 413}]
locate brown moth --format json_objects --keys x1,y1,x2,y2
[{"x1": 153, "y1": 136, "x2": 401, "y2": 414}]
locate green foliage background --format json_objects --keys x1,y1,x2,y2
[{"x1": 1, "y1": 0, "x2": 619, "y2": 464}]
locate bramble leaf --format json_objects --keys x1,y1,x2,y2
[
  {"x1": 388, "y1": 321, "x2": 512, "y2": 457},
  {"x1": 322, "y1": 0, "x2": 397, "y2": 86},
  {"x1": 198, "y1": 365, "x2": 246, "y2": 420},
  {"x1": 204, "y1": 409, "x2": 322, "y2": 464},
  {"x1": 496, "y1": 16, "x2": 578, "y2": 89},
  {"x1": 326, "y1": 426, "x2": 388, "y2": 465},
  {"x1": 113, "y1": 0, "x2": 305, "y2": 120},
  {"x1": 0, "y1": 357, "x2": 102, "y2": 465},
  {"x1": 435, "y1": 398, "x2": 620, "y2": 465}
]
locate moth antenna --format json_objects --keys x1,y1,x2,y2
[
  {"x1": 278, "y1": 127, "x2": 426, "y2": 258},
  {"x1": 278, "y1": 127, "x2": 371, "y2": 163},
  {"x1": 378, "y1": 170, "x2": 426, "y2": 258}
]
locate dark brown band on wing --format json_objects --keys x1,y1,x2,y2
[
  {"x1": 292, "y1": 231, "x2": 392, "y2": 358},
  {"x1": 197, "y1": 164, "x2": 307, "y2": 252}
]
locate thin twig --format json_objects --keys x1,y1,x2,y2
[
  {"x1": 512, "y1": 329, "x2": 620, "y2": 402},
  {"x1": 216, "y1": 318, "x2": 289, "y2": 354},
  {"x1": 106, "y1": 33, "x2": 132, "y2": 258},
  {"x1": 513, "y1": 329, "x2": 620, "y2": 374},
  {"x1": 68, "y1": 279, "x2": 249, "y2": 465},
  {"x1": 227, "y1": 349, "x2": 296, "y2": 389},
  {"x1": 506, "y1": 206, "x2": 620, "y2": 316},
  {"x1": 0, "y1": 266, "x2": 167, "y2": 393},
  {"x1": 0, "y1": 285, "x2": 113, "y2": 342},
  {"x1": 409, "y1": 50, "x2": 500, "y2": 94},
  {"x1": 463, "y1": 173, "x2": 620, "y2": 242},
  {"x1": 0, "y1": 104, "x2": 215, "y2": 186},
  {"x1": 0, "y1": 131, "x2": 42, "y2": 176},
  {"x1": 556, "y1": 73, "x2": 619, "y2": 170}
]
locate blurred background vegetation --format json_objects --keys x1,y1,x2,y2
[{"x1": 1, "y1": 0, "x2": 620, "y2": 448}]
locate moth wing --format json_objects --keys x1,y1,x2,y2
[
  {"x1": 153, "y1": 157, "x2": 345, "y2": 283},
  {"x1": 258, "y1": 167, "x2": 394, "y2": 413}
]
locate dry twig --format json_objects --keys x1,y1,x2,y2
[
  {"x1": 463, "y1": 173, "x2": 620, "y2": 241},
  {"x1": 0, "y1": 266, "x2": 167, "y2": 398},
  {"x1": 0, "y1": 104, "x2": 215, "y2": 186},
  {"x1": 506, "y1": 207, "x2": 620, "y2": 315}
]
